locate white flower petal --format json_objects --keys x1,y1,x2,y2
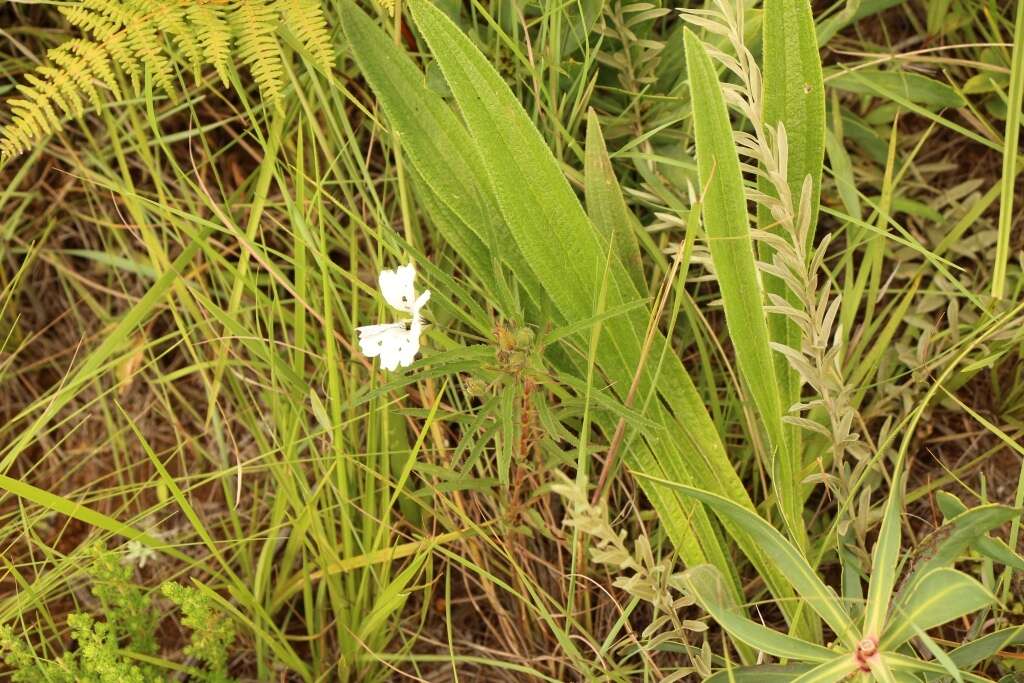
[
  {"x1": 378, "y1": 263, "x2": 418, "y2": 313},
  {"x1": 412, "y1": 289, "x2": 431, "y2": 313},
  {"x1": 358, "y1": 320, "x2": 422, "y2": 370},
  {"x1": 357, "y1": 322, "x2": 406, "y2": 359},
  {"x1": 391, "y1": 328, "x2": 421, "y2": 368}
]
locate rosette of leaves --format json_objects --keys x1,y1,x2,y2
[{"x1": 650, "y1": 478, "x2": 1024, "y2": 682}]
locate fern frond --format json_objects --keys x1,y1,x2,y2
[
  {"x1": 278, "y1": 0, "x2": 335, "y2": 73},
  {"x1": 231, "y1": 0, "x2": 285, "y2": 102},
  {"x1": 80, "y1": 0, "x2": 175, "y2": 94},
  {"x1": 187, "y1": 3, "x2": 232, "y2": 84},
  {"x1": 2, "y1": 0, "x2": 335, "y2": 159},
  {"x1": 0, "y1": 42, "x2": 107, "y2": 158},
  {"x1": 29, "y1": 69, "x2": 85, "y2": 118},
  {"x1": 58, "y1": 39, "x2": 121, "y2": 101},
  {"x1": 59, "y1": 6, "x2": 121, "y2": 39},
  {"x1": 1, "y1": 95, "x2": 58, "y2": 159},
  {"x1": 74, "y1": 0, "x2": 136, "y2": 26},
  {"x1": 123, "y1": 16, "x2": 175, "y2": 93},
  {"x1": 143, "y1": 0, "x2": 204, "y2": 79}
]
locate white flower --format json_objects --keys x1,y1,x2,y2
[
  {"x1": 357, "y1": 263, "x2": 430, "y2": 371},
  {"x1": 122, "y1": 540, "x2": 157, "y2": 568}
]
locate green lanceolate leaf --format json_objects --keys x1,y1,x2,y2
[
  {"x1": 942, "y1": 626, "x2": 1024, "y2": 676},
  {"x1": 863, "y1": 475, "x2": 904, "y2": 638},
  {"x1": 759, "y1": 0, "x2": 825, "y2": 468},
  {"x1": 882, "y1": 568, "x2": 996, "y2": 649},
  {"x1": 825, "y1": 68, "x2": 967, "y2": 109},
  {"x1": 936, "y1": 492, "x2": 1024, "y2": 571},
  {"x1": 684, "y1": 27, "x2": 801, "y2": 545},
  {"x1": 404, "y1": 0, "x2": 711, "y2": 569},
  {"x1": 762, "y1": 0, "x2": 825, "y2": 237},
  {"x1": 636, "y1": 475, "x2": 858, "y2": 647},
  {"x1": 684, "y1": 565, "x2": 834, "y2": 662},
  {"x1": 584, "y1": 109, "x2": 645, "y2": 291},
  {"x1": 867, "y1": 655, "x2": 900, "y2": 683},
  {"x1": 337, "y1": 0, "x2": 537, "y2": 306},
  {"x1": 410, "y1": 0, "x2": 612, "y2": 323},
  {"x1": 883, "y1": 652, "x2": 994, "y2": 683}
]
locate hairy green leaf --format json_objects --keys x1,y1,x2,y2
[
  {"x1": 406, "y1": 0, "x2": 798, "y2": 622},
  {"x1": 584, "y1": 109, "x2": 645, "y2": 291}
]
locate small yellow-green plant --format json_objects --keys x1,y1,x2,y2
[{"x1": 0, "y1": 545, "x2": 236, "y2": 683}]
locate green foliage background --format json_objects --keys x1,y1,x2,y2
[{"x1": 0, "y1": 0, "x2": 1022, "y2": 680}]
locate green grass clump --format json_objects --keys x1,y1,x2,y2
[{"x1": 0, "y1": 0, "x2": 1023, "y2": 680}]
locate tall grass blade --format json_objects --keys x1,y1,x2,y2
[{"x1": 993, "y1": 0, "x2": 1024, "y2": 299}]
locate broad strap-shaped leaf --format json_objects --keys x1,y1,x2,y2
[
  {"x1": 763, "y1": 0, "x2": 825, "y2": 230},
  {"x1": 892, "y1": 673, "x2": 927, "y2": 683},
  {"x1": 637, "y1": 474, "x2": 858, "y2": 647},
  {"x1": 684, "y1": 565, "x2": 834, "y2": 662},
  {"x1": 791, "y1": 654, "x2": 859, "y2": 683},
  {"x1": 882, "y1": 568, "x2": 995, "y2": 650},
  {"x1": 883, "y1": 652, "x2": 995, "y2": 683},
  {"x1": 866, "y1": 655, "x2": 900, "y2": 683},
  {"x1": 337, "y1": 0, "x2": 537, "y2": 305},
  {"x1": 759, "y1": 0, "x2": 825, "y2": 461},
  {"x1": 683, "y1": 28, "x2": 801, "y2": 544},
  {"x1": 584, "y1": 109, "x2": 645, "y2": 291},
  {"x1": 863, "y1": 475, "x2": 904, "y2": 638},
  {"x1": 410, "y1": 0, "x2": 616, "y2": 323}
]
